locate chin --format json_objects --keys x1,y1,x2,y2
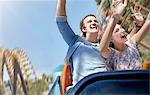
[
  {"x1": 90, "y1": 30, "x2": 99, "y2": 33},
  {"x1": 124, "y1": 38, "x2": 127, "y2": 42}
]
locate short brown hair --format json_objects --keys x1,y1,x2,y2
[{"x1": 80, "y1": 14, "x2": 96, "y2": 37}]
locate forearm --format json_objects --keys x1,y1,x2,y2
[
  {"x1": 56, "y1": 0, "x2": 66, "y2": 16},
  {"x1": 132, "y1": 21, "x2": 150, "y2": 43},
  {"x1": 129, "y1": 26, "x2": 140, "y2": 37},
  {"x1": 100, "y1": 16, "x2": 118, "y2": 52},
  {"x1": 139, "y1": 41, "x2": 150, "y2": 50}
]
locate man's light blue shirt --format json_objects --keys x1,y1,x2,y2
[{"x1": 56, "y1": 16, "x2": 107, "y2": 85}]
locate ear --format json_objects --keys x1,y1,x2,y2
[{"x1": 82, "y1": 26, "x2": 86, "y2": 33}]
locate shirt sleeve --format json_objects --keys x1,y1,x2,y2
[{"x1": 56, "y1": 16, "x2": 78, "y2": 46}]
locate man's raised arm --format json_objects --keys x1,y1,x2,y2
[
  {"x1": 56, "y1": 0, "x2": 66, "y2": 16},
  {"x1": 56, "y1": 0, "x2": 77, "y2": 46}
]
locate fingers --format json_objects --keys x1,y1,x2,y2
[
  {"x1": 123, "y1": 0, "x2": 128, "y2": 7},
  {"x1": 146, "y1": 12, "x2": 150, "y2": 22},
  {"x1": 134, "y1": 5, "x2": 141, "y2": 12},
  {"x1": 130, "y1": 6, "x2": 134, "y2": 13}
]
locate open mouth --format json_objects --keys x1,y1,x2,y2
[
  {"x1": 90, "y1": 25, "x2": 97, "y2": 29},
  {"x1": 121, "y1": 33, "x2": 127, "y2": 38}
]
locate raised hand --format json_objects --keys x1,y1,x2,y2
[
  {"x1": 131, "y1": 5, "x2": 144, "y2": 26},
  {"x1": 111, "y1": 0, "x2": 128, "y2": 19}
]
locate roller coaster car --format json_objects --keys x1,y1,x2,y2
[
  {"x1": 66, "y1": 70, "x2": 150, "y2": 95},
  {"x1": 49, "y1": 64, "x2": 150, "y2": 95}
]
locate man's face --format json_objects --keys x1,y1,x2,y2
[{"x1": 83, "y1": 16, "x2": 101, "y2": 34}]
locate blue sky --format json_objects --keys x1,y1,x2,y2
[{"x1": 0, "y1": 0, "x2": 98, "y2": 79}]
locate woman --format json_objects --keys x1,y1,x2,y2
[{"x1": 100, "y1": 0, "x2": 150, "y2": 70}]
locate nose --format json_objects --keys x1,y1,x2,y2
[
  {"x1": 92, "y1": 23, "x2": 96, "y2": 26},
  {"x1": 120, "y1": 28, "x2": 125, "y2": 32}
]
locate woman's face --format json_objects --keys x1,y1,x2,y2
[{"x1": 112, "y1": 24, "x2": 127, "y2": 47}]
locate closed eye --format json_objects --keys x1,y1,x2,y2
[
  {"x1": 115, "y1": 28, "x2": 119, "y2": 33},
  {"x1": 94, "y1": 20, "x2": 98, "y2": 23},
  {"x1": 87, "y1": 20, "x2": 92, "y2": 23}
]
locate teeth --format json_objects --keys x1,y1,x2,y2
[
  {"x1": 90, "y1": 25, "x2": 97, "y2": 29},
  {"x1": 121, "y1": 34, "x2": 127, "y2": 38},
  {"x1": 92, "y1": 27, "x2": 96, "y2": 29},
  {"x1": 121, "y1": 33, "x2": 127, "y2": 38}
]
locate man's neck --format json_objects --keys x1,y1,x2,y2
[{"x1": 85, "y1": 33, "x2": 98, "y2": 43}]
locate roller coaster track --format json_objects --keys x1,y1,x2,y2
[{"x1": 0, "y1": 48, "x2": 37, "y2": 95}]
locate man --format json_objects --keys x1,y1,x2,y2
[{"x1": 56, "y1": 0, "x2": 107, "y2": 86}]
